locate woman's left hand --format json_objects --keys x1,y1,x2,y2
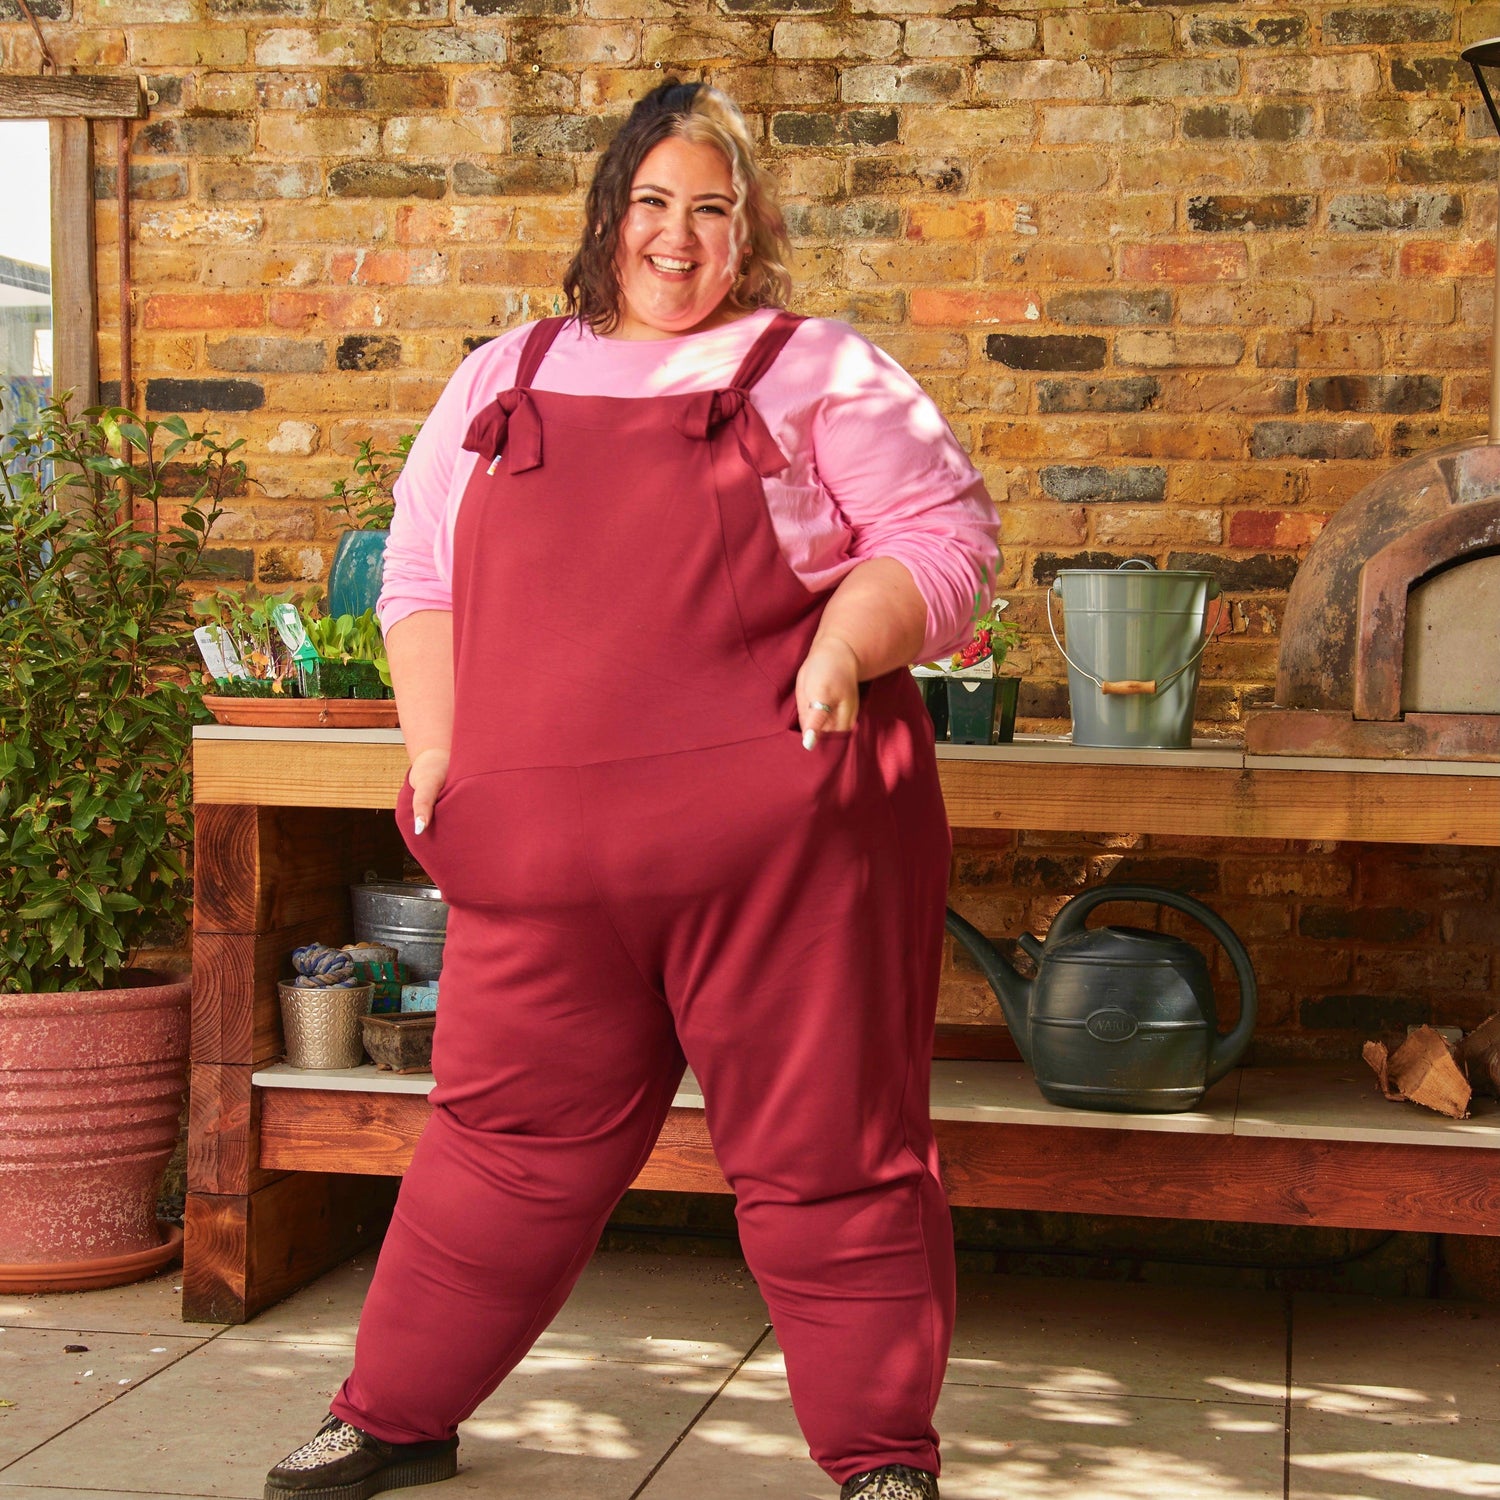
[{"x1": 796, "y1": 634, "x2": 861, "y2": 748}]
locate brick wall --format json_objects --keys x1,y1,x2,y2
[
  {"x1": 4, "y1": 1, "x2": 1497, "y2": 1049},
  {"x1": 947, "y1": 828, "x2": 1499, "y2": 1061}
]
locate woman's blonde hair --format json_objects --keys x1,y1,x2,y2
[{"x1": 563, "y1": 81, "x2": 793, "y2": 333}]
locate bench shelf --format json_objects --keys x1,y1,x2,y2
[{"x1": 185, "y1": 727, "x2": 1500, "y2": 1322}]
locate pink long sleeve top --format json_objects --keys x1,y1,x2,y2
[{"x1": 377, "y1": 308, "x2": 1000, "y2": 662}]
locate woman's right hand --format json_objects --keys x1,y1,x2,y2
[{"x1": 409, "y1": 747, "x2": 451, "y2": 835}]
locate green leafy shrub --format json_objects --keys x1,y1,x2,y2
[
  {"x1": 0, "y1": 402, "x2": 244, "y2": 992},
  {"x1": 325, "y1": 432, "x2": 415, "y2": 532}
]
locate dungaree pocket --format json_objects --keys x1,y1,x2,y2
[
  {"x1": 395, "y1": 765, "x2": 586, "y2": 911},
  {"x1": 395, "y1": 768, "x2": 450, "y2": 893}
]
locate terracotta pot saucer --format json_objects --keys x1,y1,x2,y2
[
  {"x1": 0, "y1": 1222, "x2": 183, "y2": 1294},
  {"x1": 202, "y1": 695, "x2": 398, "y2": 728}
]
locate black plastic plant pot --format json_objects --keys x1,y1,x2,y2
[
  {"x1": 299, "y1": 659, "x2": 386, "y2": 699},
  {"x1": 920, "y1": 678, "x2": 950, "y2": 740},
  {"x1": 212, "y1": 677, "x2": 293, "y2": 698},
  {"x1": 946, "y1": 676, "x2": 1020, "y2": 745}
]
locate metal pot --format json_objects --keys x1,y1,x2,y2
[
  {"x1": 350, "y1": 879, "x2": 448, "y2": 980},
  {"x1": 278, "y1": 981, "x2": 372, "y2": 1070}
]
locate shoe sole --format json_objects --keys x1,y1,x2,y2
[{"x1": 263, "y1": 1448, "x2": 458, "y2": 1500}]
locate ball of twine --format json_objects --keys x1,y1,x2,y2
[{"x1": 290, "y1": 942, "x2": 360, "y2": 988}]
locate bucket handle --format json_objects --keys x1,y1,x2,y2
[{"x1": 1046, "y1": 590, "x2": 1226, "y2": 698}]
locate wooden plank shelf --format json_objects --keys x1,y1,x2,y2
[
  {"x1": 251, "y1": 1061, "x2": 1500, "y2": 1239},
  {"x1": 193, "y1": 727, "x2": 1500, "y2": 844},
  {"x1": 253, "y1": 1060, "x2": 1500, "y2": 1151}
]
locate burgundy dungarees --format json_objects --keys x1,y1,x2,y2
[{"x1": 332, "y1": 313, "x2": 956, "y2": 1484}]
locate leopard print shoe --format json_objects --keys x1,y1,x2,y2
[
  {"x1": 839, "y1": 1463, "x2": 940, "y2": 1499},
  {"x1": 264, "y1": 1413, "x2": 458, "y2": 1500}
]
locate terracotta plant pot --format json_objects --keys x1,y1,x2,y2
[{"x1": 0, "y1": 970, "x2": 191, "y2": 1292}]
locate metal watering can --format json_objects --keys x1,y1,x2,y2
[{"x1": 946, "y1": 885, "x2": 1258, "y2": 1113}]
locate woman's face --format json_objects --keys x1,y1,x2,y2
[{"x1": 611, "y1": 136, "x2": 741, "y2": 340}]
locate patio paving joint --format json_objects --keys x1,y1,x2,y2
[
  {"x1": 0, "y1": 1321, "x2": 233, "y2": 1481},
  {"x1": 626, "y1": 1322, "x2": 773, "y2": 1500}
]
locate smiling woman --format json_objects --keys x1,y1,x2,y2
[
  {"x1": 610, "y1": 137, "x2": 740, "y2": 339},
  {"x1": 562, "y1": 80, "x2": 791, "y2": 339},
  {"x1": 266, "y1": 78, "x2": 999, "y2": 1500}
]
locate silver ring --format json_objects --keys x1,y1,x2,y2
[{"x1": 809, "y1": 700, "x2": 833, "y2": 714}]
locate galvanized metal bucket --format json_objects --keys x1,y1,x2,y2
[
  {"x1": 1049, "y1": 560, "x2": 1222, "y2": 749},
  {"x1": 351, "y1": 879, "x2": 448, "y2": 980}
]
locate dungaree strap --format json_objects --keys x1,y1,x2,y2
[
  {"x1": 674, "y1": 311, "x2": 805, "y2": 478},
  {"x1": 728, "y1": 310, "x2": 805, "y2": 392},
  {"x1": 514, "y1": 316, "x2": 570, "y2": 390},
  {"x1": 460, "y1": 317, "x2": 570, "y2": 476}
]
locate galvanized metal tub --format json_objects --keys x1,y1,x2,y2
[{"x1": 350, "y1": 881, "x2": 448, "y2": 980}]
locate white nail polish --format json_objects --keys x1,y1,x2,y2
[
  {"x1": 802, "y1": 729, "x2": 817, "y2": 750},
  {"x1": 413, "y1": 816, "x2": 426, "y2": 835}
]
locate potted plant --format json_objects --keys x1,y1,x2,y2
[
  {"x1": 324, "y1": 431, "x2": 415, "y2": 619},
  {"x1": 914, "y1": 597, "x2": 1024, "y2": 746},
  {"x1": 299, "y1": 607, "x2": 392, "y2": 700},
  {"x1": 192, "y1": 591, "x2": 398, "y2": 727},
  {"x1": 192, "y1": 585, "x2": 303, "y2": 699},
  {"x1": 0, "y1": 399, "x2": 243, "y2": 1290}
]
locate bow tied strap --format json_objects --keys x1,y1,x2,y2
[
  {"x1": 675, "y1": 387, "x2": 789, "y2": 479},
  {"x1": 461, "y1": 387, "x2": 543, "y2": 475}
]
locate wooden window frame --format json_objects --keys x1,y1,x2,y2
[{"x1": 0, "y1": 76, "x2": 144, "y2": 411}]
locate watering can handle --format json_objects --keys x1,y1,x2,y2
[
  {"x1": 1047, "y1": 884, "x2": 1258, "y2": 1087},
  {"x1": 1046, "y1": 589, "x2": 1225, "y2": 699}
]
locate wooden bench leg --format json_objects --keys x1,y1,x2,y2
[
  {"x1": 187, "y1": 802, "x2": 407, "y2": 1324},
  {"x1": 183, "y1": 1173, "x2": 399, "y2": 1324}
]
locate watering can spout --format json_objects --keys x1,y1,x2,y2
[{"x1": 944, "y1": 907, "x2": 1033, "y2": 1060}]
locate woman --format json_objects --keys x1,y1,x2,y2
[{"x1": 266, "y1": 81, "x2": 998, "y2": 1500}]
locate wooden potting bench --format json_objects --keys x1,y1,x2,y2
[{"x1": 185, "y1": 727, "x2": 1500, "y2": 1322}]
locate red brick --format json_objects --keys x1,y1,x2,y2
[
  {"x1": 1119, "y1": 242, "x2": 1249, "y2": 283},
  {"x1": 1228, "y1": 510, "x2": 1328, "y2": 549},
  {"x1": 328, "y1": 250, "x2": 449, "y2": 287},
  {"x1": 910, "y1": 289, "x2": 1040, "y2": 326},
  {"x1": 268, "y1": 291, "x2": 386, "y2": 330},
  {"x1": 142, "y1": 292, "x2": 264, "y2": 330},
  {"x1": 1400, "y1": 241, "x2": 1497, "y2": 278}
]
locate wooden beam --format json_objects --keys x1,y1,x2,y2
[
  {"x1": 192, "y1": 921, "x2": 332, "y2": 1066},
  {"x1": 194, "y1": 739, "x2": 410, "y2": 809},
  {"x1": 254, "y1": 1087, "x2": 1500, "y2": 1237},
  {"x1": 191, "y1": 736, "x2": 1500, "y2": 847},
  {"x1": 933, "y1": 1121, "x2": 1500, "y2": 1235},
  {"x1": 260, "y1": 1087, "x2": 432, "y2": 1176},
  {"x1": 188, "y1": 1063, "x2": 284, "y2": 1197},
  {"x1": 0, "y1": 76, "x2": 144, "y2": 119},
  {"x1": 182, "y1": 1172, "x2": 398, "y2": 1325},
  {"x1": 933, "y1": 1023, "x2": 1020, "y2": 1062},
  {"x1": 193, "y1": 804, "x2": 406, "y2": 934},
  {"x1": 938, "y1": 759, "x2": 1500, "y2": 846},
  {"x1": 48, "y1": 115, "x2": 96, "y2": 414}
]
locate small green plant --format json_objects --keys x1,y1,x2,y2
[
  {"x1": 950, "y1": 598, "x2": 1023, "y2": 672},
  {"x1": 192, "y1": 586, "x2": 305, "y2": 695},
  {"x1": 301, "y1": 608, "x2": 392, "y2": 697},
  {"x1": 0, "y1": 400, "x2": 245, "y2": 992},
  {"x1": 325, "y1": 432, "x2": 416, "y2": 532}
]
